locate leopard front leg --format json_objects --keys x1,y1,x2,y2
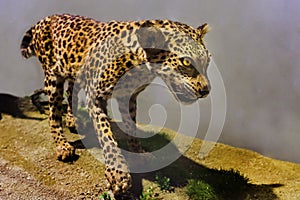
[
  {"x1": 88, "y1": 100, "x2": 132, "y2": 194},
  {"x1": 45, "y1": 74, "x2": 75, "y2": 161},
  {"x1": 117, "y1": 93, "x2": 145, "y2": 153}
]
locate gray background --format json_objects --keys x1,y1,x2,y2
[{"x1": 0, "y1": 0, "x2": 299, "y2": 163}]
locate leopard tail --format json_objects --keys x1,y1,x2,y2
[{"x1": 20, "y1": 27, "x2": 35, "y2": 59}]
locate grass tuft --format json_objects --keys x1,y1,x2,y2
[{"x1": 186, "y1": 179, "x2": 218, "y2": 200}]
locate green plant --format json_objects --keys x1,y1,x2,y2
[
  {"x1": 76, "y1": 102, "x2": 91, "y2": 127},
  {"x1": 155, "y1": 175, "x2": 172, "y2": 192},
  {"x1": 99, "y1": 191, "x2": 113, "y2": 200},
  {"x1": 186, "y1": 179, "x2": 218, "y2": 200},
  {"x1": 140, "y1": 186, "x2": 157, "y2": 200}
]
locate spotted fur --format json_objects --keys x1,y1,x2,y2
[{"x1": 21, "y1": 14, "x2": 211, "y2": 194}]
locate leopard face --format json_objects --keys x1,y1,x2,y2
[{"x1": 135, "y1": 22, "x2": 211, "y2": 104}]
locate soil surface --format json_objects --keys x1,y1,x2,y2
[{"x1": 0, "y1": 95, "x2": 299, "y2": 199}]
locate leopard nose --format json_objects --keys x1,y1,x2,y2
[
  {"x1": 199, "y1": 86, "x2": 210, "y2": 97},
  {"x1": 200, "y1": 90, "x2": 209, "y2": 97}
]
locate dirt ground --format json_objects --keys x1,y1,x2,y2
[{"x1": 0, "y1": 95, "x2": 299, "y2": 199}]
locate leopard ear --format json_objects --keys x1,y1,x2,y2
[
  {"x1": 197, "y1": 23, "x2": 210, "y2": 39},
  {"x1": 136, "y1": 22, "x2": 166, "y2": 51}
]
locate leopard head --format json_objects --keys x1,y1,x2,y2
[{"x1": 137, "y1": 21, "x2": 211, "y2": 104}]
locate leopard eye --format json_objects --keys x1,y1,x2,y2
[{"x1": 182, "y1": 57, "x2": 192, "y2": 67}]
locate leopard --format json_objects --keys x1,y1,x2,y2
[{"x1": 20, "y1": 14, "x2": 211, "y2": 194}]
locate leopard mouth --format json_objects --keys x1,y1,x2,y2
[
  {"x1": 175, "y1": 93, "x2": 197, "y2": 104},
  {"x1": 170, "y1": 83, "x2": 198, "y2": 104},
  {"x1": 170, "y1": 82, "x2": 210, "y2": 104}
]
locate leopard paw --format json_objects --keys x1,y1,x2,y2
[
  {"x1": 56, "y1": 143, "x2": 76, "y2": 161},
  {"x1": 105, "y1": 167, "x2": 132, "y2": 194}
]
